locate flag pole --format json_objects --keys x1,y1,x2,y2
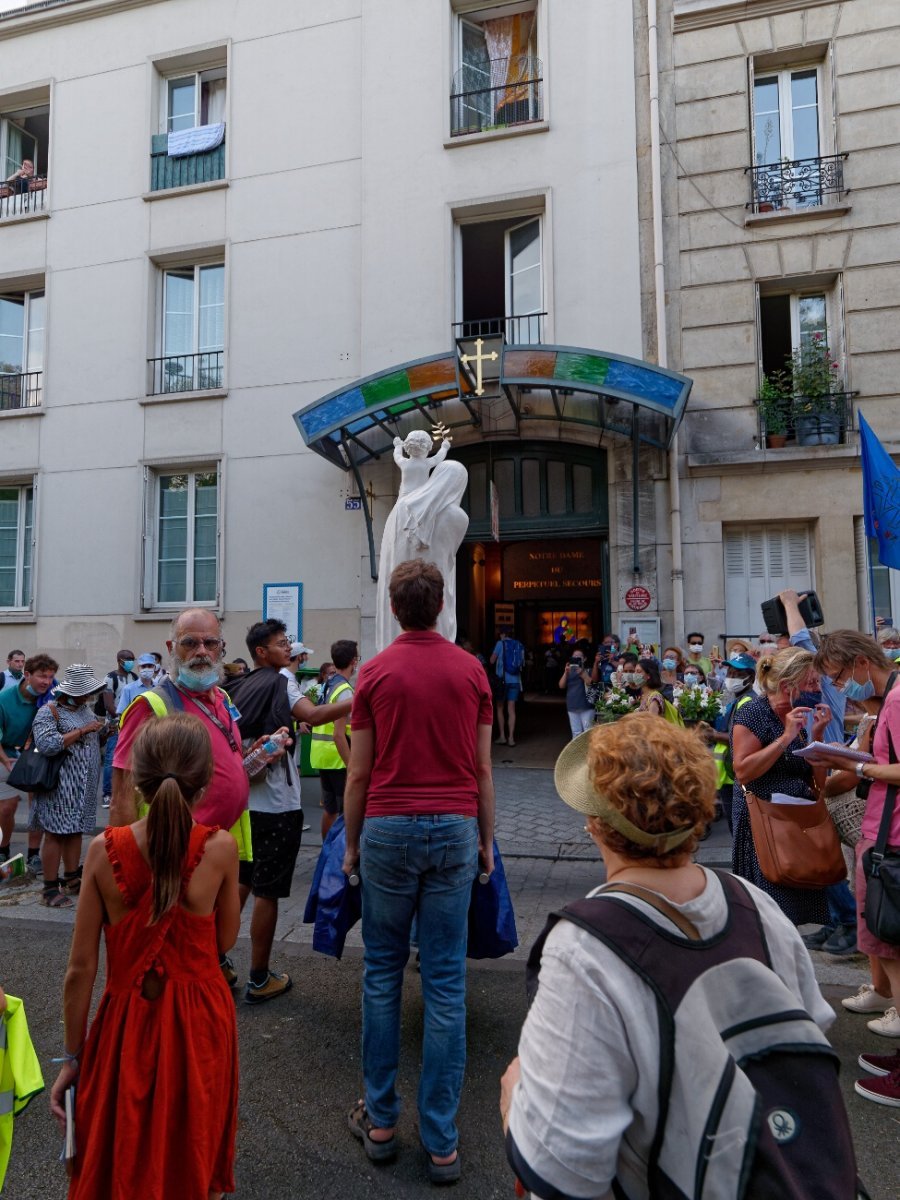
[{"x1": 867, "y1": 538, "x2": 878, "y2": 635}]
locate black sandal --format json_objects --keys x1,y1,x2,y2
[
  {"x1": 41, "y1": 883, "x2": 73, "y2": 908},
  {"x1": 62, "y1": 867, "x2": 83, "y2": 896},
  {"x1": 347, "y1": 1100, "x2": 397, "y2": 1163}
]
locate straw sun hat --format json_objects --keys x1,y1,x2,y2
[{"x1": 554, "y1": 728, "x2": 696, "y2": 854}]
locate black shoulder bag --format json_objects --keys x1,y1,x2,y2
[
  {"x1": 862, "y1": 725, "x2": 900, "y2": 945},
  {"x1": 7, "y1": 702, "x2": 68, "y2": 795}
]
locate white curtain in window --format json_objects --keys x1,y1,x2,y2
[{"x1": 203, "y1": 78, "x2": 226, "y2": 126}]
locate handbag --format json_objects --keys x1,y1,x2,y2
[
  {"x1": 862, "y1": 726, "x2": 900, "y2": 944},
  {"x1": 743, "y1": 781, "x2": 847, "y2": 890},
  {"x1": 6, "y1": 703, "x2": 67, "y2": 795}
]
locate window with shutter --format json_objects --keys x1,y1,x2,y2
[{"x1": 723, "y1": 524, "x2": 815, "y2": 635}]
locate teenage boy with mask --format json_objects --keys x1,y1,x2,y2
[
  {"x1": 115, "y1": 654, "x2": 158, "y2": 715},
  {"x1": 98, "y1": 649, "x2": 136, "y2": 808},
  {"x1": 685, "y1": 633, "x2": 713, "y2": 679},
  {"x1": 0, "y1": 653, "x2": 59, "y2": 865}
]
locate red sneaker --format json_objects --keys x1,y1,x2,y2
[
  {"x1": 854, "y1": 1067, "x2": 900, "y2": 1106},
  {"x1": 858, "y1": 1050, "x2": 900, "y2": 1077}
]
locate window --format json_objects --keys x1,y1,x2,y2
[
  {"x1": 0, "y1": 102, "x2": 50, "y2": 218},
  {"x1": 146, "y1": 469, "x2": 220, "y2": 607},
  {"x1": 0, "y1": 290, "x2": 44, "y2": 410},
  {"x1": 0, "y1": 483, "x2": 34, "y2": 609},
  {"x1": 758, "y1": 282, "x2": 847, "y2": 445},
  {"x1": 749, "y1": 57, "x2": 844, "y2": 212},
  {"x1": 724, "y1": 524, "x2": 814, "y2": 635},
  {"x1": 163, "y1": 68, "x2": 226, "y2": 133},
  {"x1": 451, "y1": 4, "x2": 541, "y2": 136},
  {"x1": 149, "y1": 264, "x2": 224, "y2": 394},
  {"x1": 855, "y1": 518, "x2": 898, "y2": 629},
  {"x1": 457, "y1": 214, "x2": 544, "y2": 343}
]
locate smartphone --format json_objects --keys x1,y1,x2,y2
[{"x1": 711, "y1": 645, "x2": 720, "y2": 660}]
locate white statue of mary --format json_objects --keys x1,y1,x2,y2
[{"x1": 375, "y1": 428, "x2": 469, "y2": 650}]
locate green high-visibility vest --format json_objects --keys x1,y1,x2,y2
[
  {"x1": 120, "y1": 687, "x2": 252, "y2": 862},
  {"x1": 0, "y1": 995, "x2": 44, "y2": 1191},
  {"x1": 308, "y1": 680, "x2": 353, "y2": 771}
]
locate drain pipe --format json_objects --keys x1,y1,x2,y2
[{"x1": 648, "y1": 0, "x2": 685, "y2": 645}]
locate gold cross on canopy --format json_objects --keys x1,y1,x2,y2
[{"x1": 459, "y1": 338, "x2": 499, "y2": 397}]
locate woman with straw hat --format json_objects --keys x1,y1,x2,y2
[
  {"x1": 30, "y1": 665, "x2": 107, "y2": 907},
  {"x1": 499, "y1": 714, "x2": 855, "y2": 1200}
]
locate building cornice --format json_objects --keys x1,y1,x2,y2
[
  {"x1": 674, "y1": 0, "x2": 833, "y2": 34},
  {"x1": 0, "y1": 0, "x2": 165, "y2": 40}
]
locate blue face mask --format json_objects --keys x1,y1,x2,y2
[
  {"x1": 121, "y1": 660, "x2": 135, "y2": 673},
  {"x1": 842, "y1": 671, "x2": 875, "y2": 703},
  {"x1": 24, "y1": 683, "x2": 39, "y2": 697},
  {"x1": 177, "y1": 664, "x2": 220, "y2": 691},
  {"x1": 662, "y1": 658, "x2": 677, "y2": 671}
]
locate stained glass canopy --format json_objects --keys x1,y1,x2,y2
[{"x1": 293, "y1": 343, "x2": 692, "y2": 470}]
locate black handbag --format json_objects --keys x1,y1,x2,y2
[
  {"x1": 862, "y1": 725, "x2": 900, "y2": 945},
  {"x1": 6, "y1": 703, "x2": 67, "y2": 795}
]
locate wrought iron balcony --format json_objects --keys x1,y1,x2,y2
[
  {"x1": 150, "y1": 133, "x2": 225, "y2": 191},
  {"x1": 453, "y1": 313, "x2": 545, "y2": 345},
  {"x1": 746, "y1": 153, "x2": 848, "y2": 214},
  {"x1": 147, "y1": 351, "x2": 224, "y2": 396},
  {"x1": 756, "y1": 390, "x2": 855, "y2": 447},
  {"x1": 0, "y1": 177, "x2": 48, "y2": 220},
  {"x1": 0, "y1": 370, "x2": 42, "y2": 411},
  {"x1": 450, "y1": 56, "x2": 543, "y2": 136}
]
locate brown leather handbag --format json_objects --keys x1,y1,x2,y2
[{"x1": 743, "y1": 786, "x2": 847, "y2": 889}]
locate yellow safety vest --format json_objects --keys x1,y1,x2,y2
[
  {"x1": 0, "y1": 995, "x2": 44, "y2": 1191},
  {"x1": 712, "y1": 693, "x2": 753, "y2": 789},
  {"x1": 308, "y1": 680, "x2": 353, "y2": 771},
  {"x1": 120, "y1": 688, "x2": 252, "y2": 862}
]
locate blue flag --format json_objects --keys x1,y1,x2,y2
[{"x1": 860, "y1": 413, "x2": 900, "y2": 570}]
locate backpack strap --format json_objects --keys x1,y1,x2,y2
[{"x1": 600, "y1": 882, "x2": 701, "y2": 940}]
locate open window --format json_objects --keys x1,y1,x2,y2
[
  {"x1": 0, "y1": 288, "x2": 44, "y2": 410},
  {"x1": 163, "y1": 68, "x2": 227, "y2": 134},
  {"x1": 149, "y1": 262, "x2": 224, "y2": 395},
  {"x1": 150, "y1": 52, "x2": 227, "y2": 191},
  {"x1": 457, "y1": 214, "x2": 544, "y2": 343},
  {"x1": 451, "y1": 4, "x2": 542, "y2": 136},
  {"x1": 0, "y1": 100, "x2": 50, "y2": 218}
]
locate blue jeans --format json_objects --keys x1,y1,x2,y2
[
  {"x1": 360, "y1": 814, "x2": 478, "y2": 1157},
  {"x1": 826, "y1": 880, "x2": 856, "y2": 929},
  {"x1": 102, "y1": 731, "x2": 118, "y2": 798}
]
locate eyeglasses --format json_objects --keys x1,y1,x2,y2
[
  {"x1": 176, "y1": 637, "x2": 223, "y2": 653},
  {"x1": 269, "y1": 638, "x2": 292, "y2": 650}
]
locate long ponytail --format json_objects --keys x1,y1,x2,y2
[{"x1": 130, "y1": 712, "x2": 214, "y2": 924}]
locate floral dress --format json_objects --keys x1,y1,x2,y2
[
  {"x1": 729, "y1": 695, "x2": 828, "y2": 926},
  {"x1": 29, "y1": 702, "x2": 101, "y2": 836}
]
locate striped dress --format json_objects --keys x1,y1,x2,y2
[{"x1": 29, "y1": 701, "x2": 102, "y2": 836}]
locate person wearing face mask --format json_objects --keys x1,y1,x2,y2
[
  {"x1": 659, "y1": 647, "x2": 685, "y2": 699},
  {"x1": 731, "y1": 647, "x2": 832, "y2": 927},
  {"x1": 115, "y1": 654, "x2": 159, "y2": 717},
  {"x1": 610, "y1": 653, "x2": 640, "y2": 695},
  {"x1": 559, "y1": 651, "x2": 595, "y2": 739},
  {"x1": 97, "y1": 649, "x2": 137, "y2": 809},
  {"x1": 30, "y1": 665, "x2": 106, "y2": 907},
  {"x1": 711, "y1": 655, "x2": 758, "y2": 832},
  {"x1": 685, "y1": 633, "x2": 713, "y2": 679}
]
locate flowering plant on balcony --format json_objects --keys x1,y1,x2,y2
[
  {"x1": 595, "y1": 687, "x2": 637, "y2": 723},
  {"x1": 671, "y1": 683, "x2": 722, "y2": 724},
  {"x1": 789, "y1": 334, "x2": 842, "y2": 415}
]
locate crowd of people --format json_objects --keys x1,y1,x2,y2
[{"x1": 4, "y1": 572, "x2": 900, "y2": 1195}]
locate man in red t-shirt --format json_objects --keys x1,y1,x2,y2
[{"x1": 343, "y1": 560, "x2": 494, "y2": 1183}]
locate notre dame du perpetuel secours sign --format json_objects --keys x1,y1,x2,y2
[{"x1": 502, "y1": 540, "x2": 602, "y2": 600}]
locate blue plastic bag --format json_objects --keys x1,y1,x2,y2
[
  {"x1": 303, "y1": 816, "x2": 362, "y2": 959},
  {"x1": 467, "y1": 840, "x2": 518, "y2": 959}
]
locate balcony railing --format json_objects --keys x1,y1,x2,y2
[
  {"x1": 150, "y1": 133, "x2": 225, "y2": 192},
  {"x1": 0, "y1": 178, "x2": 48, "y2": 220},
  {"x1": 757, "y1": 391, "x2": 855, "y2": 447},
  {"x1": 147, "y1": 352, "x2": 223, "y2": 396},
  {"x1": 453, "y1": 313, "x2": 545, "y2": 345},
  {"x1": 745, "y1": 153, "x2": 848, "y2": 214},
  {"x1": 0, "y1": 371, "x2": 42, "y2": 411},
  {"x1": 450, "y1": 56, "x2": 543, "y2": 136}
]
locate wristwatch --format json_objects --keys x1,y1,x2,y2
[{"x1": 855, "y1": 760, "x2": 868, "y2": 779}]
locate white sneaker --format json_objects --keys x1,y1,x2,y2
[
  {"x1": 842, "y1": 984, "x2": 894, "y2": 1014},
  {"x1": 866, "y1": 1006, "x2": 900, "y2": 1038}
]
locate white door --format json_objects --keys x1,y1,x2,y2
[{"x1": 724, "y1": 525, "x2": 815, "y2": 635}]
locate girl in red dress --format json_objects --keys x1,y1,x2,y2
[{"x1": 50, "y1": 713, "x2": 240, "y2": 1200}]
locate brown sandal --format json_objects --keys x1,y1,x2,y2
[
  {"x1": 62, "y1": 869, "x2": 82, "y2": 896},
  {"x1": 41, "y1": 885, "x2": 73, "y2": 908}
]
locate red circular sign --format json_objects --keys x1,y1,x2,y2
[{"x1": 625, "y1": 586, "x2": 652, "y2": 611}]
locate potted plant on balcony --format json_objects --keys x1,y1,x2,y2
[
  {"x1": 790, "y1": 334, "x2": 842, "y2": 446},
  {"x1": 758, "y1": 371, "x2": 790, "y2": 448}
]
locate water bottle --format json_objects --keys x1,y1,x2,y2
[
  {"x1": 478, "y1": 871, "x2": 491, "y2": 885},
  {"x1": 348, "y1": 871, "x2": 360, "y2": 887},
  {"x1": 242, "y1": 730, "x2": 289, "y2": 775}
]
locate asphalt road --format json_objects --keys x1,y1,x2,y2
[{"x1": 3, "y1": 919, "x2": 899, "y2": 1199}]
